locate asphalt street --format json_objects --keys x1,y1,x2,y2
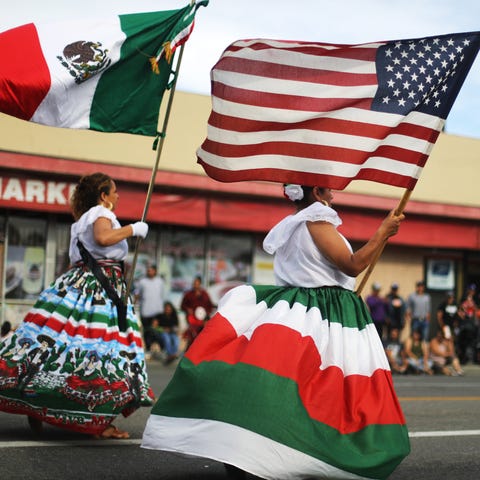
[{"x1": 1, "y1": 360, "x2": 480, "y2": 479}]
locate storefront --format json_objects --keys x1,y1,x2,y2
[{"x1": 1, "y1": 149, "x2": 479, "y2": 327}]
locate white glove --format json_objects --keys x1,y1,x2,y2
[{"x1": 131, "y1": 221, "x2": 149, "y2": 238}]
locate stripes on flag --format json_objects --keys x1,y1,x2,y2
[{"x1": 197, "y1": 33, "x2": 480, "y2": 189}]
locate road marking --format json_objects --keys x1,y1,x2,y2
[
  {"x1": 399, "y1": 396, "x2": 480, "y2": 401},
  {"x1": 0, "y1": 439, "x2": 142, "y2": 448},
  {"x1": 409, "y1": 430, "x2": 480, "y2": 438},
  {"x1": 2, "y1": 430, "x2": 480, "y2": 448}
]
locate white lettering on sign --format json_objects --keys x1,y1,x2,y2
[
  {"x1": 26, "y1": 180, "x2": 46, "y2": 202},
  {"x1": 0, "y1": 177, "x2": 76, "y2": 206},
  {"x1": 2, "y1": 178, "x2": 24, "y2": 201},
  {"x1": 47, "y1": 182, "x2": 67, "y2": 205}
]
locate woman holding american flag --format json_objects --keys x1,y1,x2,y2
[{"x1": 142, "y1": 183, "x2": 409, "y2": 479}]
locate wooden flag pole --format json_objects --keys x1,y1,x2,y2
[
  {"x1": 126, "y1": 42, "x2": 187, "y2": 298},
  {"x1": 355, "y1": 188, "x2": 412, "y2": 297}
]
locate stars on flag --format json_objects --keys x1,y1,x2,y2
[{"x1": 373, "y1": 35, "x2": 474, "y2": 118}]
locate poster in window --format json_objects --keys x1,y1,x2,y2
[
  {"x1": 6, "y1": 246, "x2": 45, "y2": 299},
  {"x1": 426, "y1": 259, "x2": 455, "y2": 290}
]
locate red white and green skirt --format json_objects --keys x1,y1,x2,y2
[
  {"x1": 142, "y1": 285, "x2": 409, "y2": 479},
  {"x1": 0, "y1": 261, "x2": 154, "y2": 435}
]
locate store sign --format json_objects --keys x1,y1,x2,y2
[{"x1": 0, "y1": 176, "x2": 76, "y2": 211}]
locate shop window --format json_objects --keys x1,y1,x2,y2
[
  {"x1": 207, "y1": 232, "x2": 253, "y2": 305},
  {"x1": 252, "y1": 235, "x2": 275, "y2": 285},
  {"x1": 54, "y1": 222, "x2": 71, "y2": 277},
  {"x1": 6, "y1": 216, "x2": 47, "y2": 300},
  {"x1": 160, "y1": 229, "x2": 207, "y2": 308},
  {"x1": 126, "y1": 228, "x2": 159, "y2": 294},
  {"x1": 0, "y1": 216, "x2": 5, "y2": 297}
]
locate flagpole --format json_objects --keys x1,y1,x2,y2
[
  {"x1": 126, "y1": 42, "x2": 187, "y2": 298},
  {"x1": 355, "y1": 188, "x2": 412, "y2": 297}
]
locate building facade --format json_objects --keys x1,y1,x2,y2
[{"x1": 0, "y1": 91, "x2": 479, "y2": 326}]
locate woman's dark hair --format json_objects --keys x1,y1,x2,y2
[
  {"x1": 1, "y1": 321, "x2": 12, "y2": 337},
  {"x1": 294, "y1": 186, "x2": 326, "y2": 207},
  {"x1": 163, "y1": 301, "x2": 178, "y2": 321},
  {"x1": 70, "y1": 172, "x2": 113, "y2": 220}
]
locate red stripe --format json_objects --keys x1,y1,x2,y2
[
  {"x1": 216, "y1": 56, "x2": 377, "y2": 86},
  {"x1": 24, "y1": 311, "x2": 142, "y2": 347},
  {"x1": 212, "y1": 81, "x2": 374, "y2": 112},
  {"x1": 0, "y1": 23, "x2": 50, "y2": 120},
  {"x1": 186, "y1": 313, "x2": 406, "y2": 434},
  {"x1": 201, "y1": 138, "x2": 429, "y2": 167},
  {"x1": 198, "y1": 158, "x2": 417, "y2": 191},
  {"x1": 226, "y1": 41, "x2": 381, "y2": 62},
  {"x1": 208, "y1": 111, "x2": 439, "y2": 142}
]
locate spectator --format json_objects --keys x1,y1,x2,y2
[
  {"x1": 181, "y1": 276, "x2": 214, "y2": 351},
  {"x1": 366, "y1": 282, "x2": 387, "y2": 340},
  {"x1": 157, "y1": 301, "x2": 180, "y2": 364},
  {"x1": 384, "y1": 327, "x2": 408, "y2": 374},
  {"x1": 407, "y1": 280, "x2": 432, "y2": 342},
  {"x1": 386, "y1": 283, "x2": 406, "y2": 339},
  {"x1": 135, "y1": 264, "x2": 166, "y2": 352},
  {"x1": 404, "y1": 328, "x2": 433, "y2": 375},
  {"x1": 455, "y1": 305, "x2": 478, "y2": 364},
  {"x1": 436, "y1": 291, "x2": 458, "y2": 349},
  {"x1": 437, "y1": 291, "x2": 458, "y2": 334},
  {"x1": 459, "y1": 284, "x2": 478, "y2": 322},
  {"x1": 429, "y1": 329, "x2": 464, "y2": 376}
]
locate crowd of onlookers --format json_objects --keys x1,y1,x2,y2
[
  {"x1": 3, "y1": 268, "x2": 479, "y2": 376},
  {"x1": 366, "y1": 280, "x2": 480, "y2": 376},
  {"x1": 134, "y1": 268, "x2": 215, "y2": 364}
]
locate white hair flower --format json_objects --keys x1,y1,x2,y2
[{"x1": 284, "y1": 184, "x2": 304, "y2": 202}]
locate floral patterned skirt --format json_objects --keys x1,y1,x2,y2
[{"x1": 0, "y1": 261, "x2": 154, "y2": 435}]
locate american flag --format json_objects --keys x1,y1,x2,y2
[{"x1": 197, "y1": 31, "x2": 480, "y2": 190}]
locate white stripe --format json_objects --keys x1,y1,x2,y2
[
  {"x1": 197, "y1": 147, "x2": 423, "y2": 180},
  {"x1": 142, "y1": 416, "x2": 371, "y2": 480},
  {"x1": 221, "y1": 46, "x2": 378, "y2": 74},
  {"x1": 212, "y1": 96, "x2": 444, "y2": 131},
  {"x1": 215, "y1": 285, "x2": 390, "y2": 375},
  {"x1": 31, "y1": 18, "x2": 125, "y2": 128},
  {"x1": 213, "y1": 69, "x2": 377, "y2": 98},
  {"x1": 169, "y1": 16, "x2": 195, "y2": 50},
  {"x1": 206, "y1": 124, "x2": 433, "y2": 154},
  {"x1": 231, "y1": 38, "x2": 386, "y2": 51}
]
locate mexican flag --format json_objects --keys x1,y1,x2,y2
[
  {"x1": 142, "y1": 285, "x2": 410, "y2": 479},
  {"x1": 0, "y1": 1, "x2": 208, "y2": 136}
]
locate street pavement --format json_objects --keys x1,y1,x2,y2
[{"x1": 1, "y1": 360, "x2": 480, "y2": 479}]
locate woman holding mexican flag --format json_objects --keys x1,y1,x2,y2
[
  {"x1": 142, "y1": 184, "x2": 410, "y2": 479},
  {"x1": 0, "y1": 172, "x2": 154, "y2": 439}
]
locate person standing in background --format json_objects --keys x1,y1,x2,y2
[
  {"x1": 366, "y1": 282, "x2": 387, "y2": 340},
  {"x1": 157, "y1": 301, "x2": 180, "y2": 364},
  {"x1": 386, "y1": 283, "x2": 406, "y2": 340},
  {"x1": 180, "y1": 276, "x2": 214, "y2": 351},
  {"x1": 135, "y1": 265, "x2": 166, "y2": 353},
  {"x1": 436, "y1": 291, "x2": 458, "y2": 343},
  {"x1": 407, "y1": 280, "x2": 432, "y2": 342}
]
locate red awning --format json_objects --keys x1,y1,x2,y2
[{"x1": 0, "y1": 151, "x2": 479, "y2": 249}]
